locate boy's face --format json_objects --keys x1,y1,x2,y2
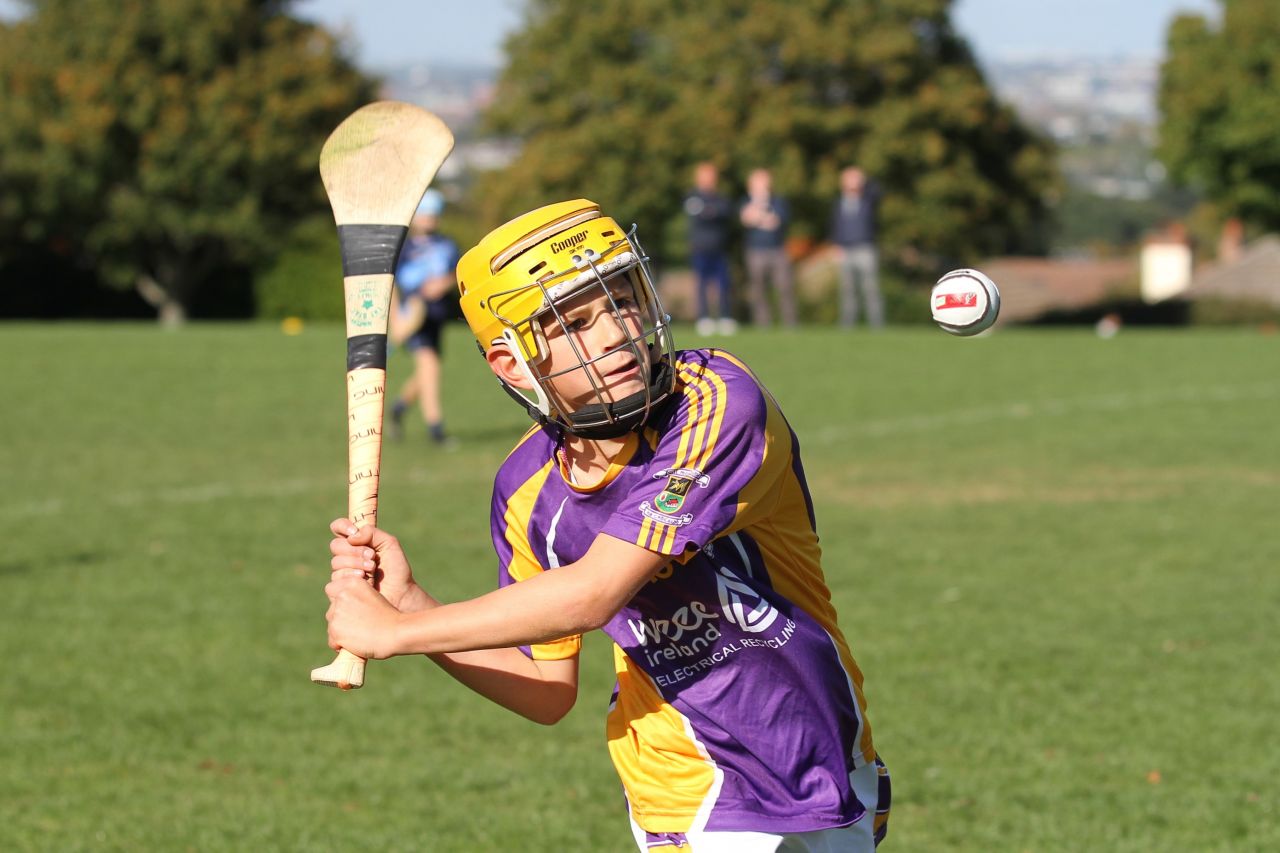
[
  {"x1": 534, "y1": 273, "x2": 651, "y2": 416},
  {"x1": 410, "y1": 212, "x2": 438, "y2": 236}
]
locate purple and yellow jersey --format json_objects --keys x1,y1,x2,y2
[{"x1": 490, "y1": 349, "x2": 875, "y2": 834}]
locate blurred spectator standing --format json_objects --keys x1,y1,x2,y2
[
  {"x1": 740, "y1": 169, "x2": 796, "y2": 327},
  {"x1": 830, "y1": 167, "x2": 884, "y2": 329},
  {"x1": 684, "y1": 162, "x2": 736, "y2": 335}
]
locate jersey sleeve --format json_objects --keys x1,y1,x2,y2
[
  {"x1": 601, "y1": 351, "x2": 791, "y2": 559},
  {"x1": 490, "y1": 462, "x2": 582, "y2": 661}
]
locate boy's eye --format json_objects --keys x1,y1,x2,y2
[
  {"x1": 564, "y1": 316, "x2": 588, "y2": 332},
  {"x1": 609, "y1": 288, "x2": 637, "y2": 308}
]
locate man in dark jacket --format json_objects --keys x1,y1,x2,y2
[{"x1": 684, "y1": 162, "x2": 736, "y2": 335}]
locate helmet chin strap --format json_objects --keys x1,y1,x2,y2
[
  {"x1": 560, "y1": 358, "x2": 675, "y2": 440},
  {"x1": 494, "y1": 353, "x2": 675, "y2": 440}
]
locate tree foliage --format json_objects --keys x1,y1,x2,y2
[
  {"x1": 479, "y1": 0, "x2": 1056, "y2": 269},
  {"x1": 1158, "y1": 0, "x2": 1280, "y2": 232},
  {"x1": 0, "y1": 0, "x2": 376, "y2": 323}
]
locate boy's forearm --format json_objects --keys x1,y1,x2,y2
[
  {"x1": 390, "y1": 565, "x2": 604, "y2": 656},
  {"x1": 384, "y1": 580, "x2": 577, "y2": 722},
  {"x1": 390, "y1": 534, "x2": 665, "y2": 656},
  {"x1": 427, "y1": 647, "x2": 577, "y2": 725},
  {"x1": 421, "y1": 274, "x2": 453, "y2": 301}
]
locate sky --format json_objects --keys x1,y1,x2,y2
[
  {"x1": 289, "y1": 0, "x2": 1220, "y2": 69},
  {"x1": 0, "y1": 0, "x2": 1221, "y2": 69}
]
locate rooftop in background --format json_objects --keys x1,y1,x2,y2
[
  {"x1": 1191, "y1": 236, "x2": 1280, "y2": 308},
  {"x1": 977, "y1": 256, "x2": 1139, "y2": 324}
]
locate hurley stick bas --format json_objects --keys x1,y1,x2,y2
[{"x1": 310, "y1": 101, "x2": 454, "y2": 689}]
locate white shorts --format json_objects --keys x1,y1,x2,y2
[{"x1": 629, "y1": 757, "x2": 890, "y2": 853}]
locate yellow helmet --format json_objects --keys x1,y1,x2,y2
[{"x1": 457, "y1": 199, "x2": 676, "y2": 438}]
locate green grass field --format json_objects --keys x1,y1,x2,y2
[{"x1": 2, "y1": 322, "x2": 1276, "y2": 851}]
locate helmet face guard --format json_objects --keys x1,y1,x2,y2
[{"x1": 458, "y1": 200, "x2": 676, "y2": 439}]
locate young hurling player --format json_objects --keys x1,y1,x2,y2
[{"x1": 323, "y1": 200, "x2": 890, "y2": 852}]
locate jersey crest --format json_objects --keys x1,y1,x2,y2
[
  {"x1": 650, "y1": 466, "x2": 710, "y2": 514},
  {"x1": 655, "y1": 473, "x2": 693, "y2": 513}
]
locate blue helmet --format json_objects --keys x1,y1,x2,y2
[{"x1": 415, "y1": 189, "x2": 445, "y2": 217}]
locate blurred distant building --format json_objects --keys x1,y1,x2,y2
[
  {"x1": 379, "y1": 62, "x2": 495, "y2": 128},
  {"x1": 1140, "y1": 225, "x2": 1193, "y2": 303},
  {"x1": 378, "y1": 62, "x2": 520, "y2": 179},
  {"x1": 984, "y1": 57, "x2": 1164, "y2": 202},
  {"x1": 986, "y1": 57, "x2": 1158, "y2": 139},
  {"x1": 1187, "y1": 226, "x2": 1280, "y2": 309},
  {"x1": 973, "y1": 256, "x2": 1137, "y2": 324},
  {"x1": 435, "y1": 138, "x2": 522, "y2": 181}
]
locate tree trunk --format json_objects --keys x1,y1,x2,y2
[{"x1": 135, "y1": 272, "x2": 187, "y2": 328}]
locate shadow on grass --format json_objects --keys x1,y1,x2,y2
[{"x1": 0, "y1": 550, "x2": 107, "y2": 576}]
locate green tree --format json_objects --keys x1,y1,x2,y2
[
  {"x1": 0, "y1": 0, "x2": 376, "y2": 324},
  {"x1": 480, "y1": 0, "x2": 1056, "y2": 269},
  {"x1": 1158, "y1": 0, "x2": 1280, "y2": 232}
]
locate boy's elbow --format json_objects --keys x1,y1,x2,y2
[
  {"x1": 557, "y1": 581, "x2": 617, "y2": 635},
  {"x1": 521, "y1": 687, "x2": 577, "y2": 726},
  {"x1": 528, "y1": 701, "x2": 574, "y2": 727},
  {"x1": 567, "y1": 597, "x2": 616, "y2": 635}
]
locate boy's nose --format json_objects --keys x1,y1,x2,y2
[{"x1": 600, "y1": 310, "x2": 631, "y2": 349}]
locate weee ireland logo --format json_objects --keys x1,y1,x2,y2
[{"x1": 715, "y1": 565, "x2": 779, "y2": 633}]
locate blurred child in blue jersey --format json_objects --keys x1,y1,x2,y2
[
  {"x1": 323, "y1": 200, "x2": 891, "y2": 851},
  {"x1": 388, "y1": 189, "x2": 460, "y2": 446}
]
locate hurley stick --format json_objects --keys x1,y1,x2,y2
[{"x1": 310, "y1": 101, "x2": 454, "y2": 689}]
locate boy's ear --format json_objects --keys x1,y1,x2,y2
[{"x1": 486, "y1": 342, "x2": 534, "y2": 390}]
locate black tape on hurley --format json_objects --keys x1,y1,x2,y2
[
  {"x1": 347, "y1": 334, "x2": 388, "y2": 371},
  {"x1": 338, "y1": 224, "x2": 409, "y2": 277}
]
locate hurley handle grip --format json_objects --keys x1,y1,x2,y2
[{"x1": 312, "y1": 272, "x2": 397, "y2": 690}]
